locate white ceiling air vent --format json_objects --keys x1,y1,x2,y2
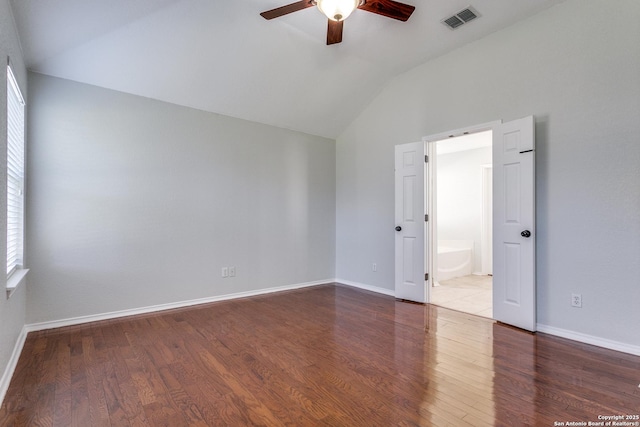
[{"x1": 442, "y1": 6, "x2": 480, "y2": 30}]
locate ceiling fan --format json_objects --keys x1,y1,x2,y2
[{"x1": 260, "y1": 0, "x2": 415, "y2": 45}]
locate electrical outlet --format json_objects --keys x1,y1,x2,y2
[
  {"x1": 571, "y1": 293, "x2": 582, "y2": 308},
  {"x1": 221, "y1": 267, "x2": 229, "y2": 278},
  {"x1": 229, "y1": 267, "x2": 236, "y2": 277},
  {"x1": 372, "y1": 263, "x2": 377, "y2": 272}
]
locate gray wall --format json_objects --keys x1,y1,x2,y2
[
  {"x1": 26, "y1": 73, "x2": 336, "y2": 323},
  {"x1": 336, "y1": 0, "x2": 640, "y2": 346},
  {"x1": 0, "y1": 0, "x2": 27, "y2": 389}
]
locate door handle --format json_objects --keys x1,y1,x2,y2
[
  {"x1": 395, "y1": 226, "x2": 402, "y2": 232},
  {"x1": 521, "y1": 230, "x2": 531, "y2": 238}
]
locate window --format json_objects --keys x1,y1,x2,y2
[{"x1": 6, "y1": 63, "x2": 25, "y2": 283}]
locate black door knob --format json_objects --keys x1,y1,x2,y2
[
  {"x1": 395, "y1": 226, "x2": 402, "y2": 232},
  {"x1": 521, "y1": 230, "x2": 531, "y2": 238}
]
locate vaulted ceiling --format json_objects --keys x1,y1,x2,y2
[{"x1": 10, "y1": 0, "x2": 563, "y2": 138}]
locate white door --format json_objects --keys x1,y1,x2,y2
[
  {"x1": 493, "y1": 116, "x2": 536, "y2": 331},
  {"x1": 394, "y1": 142, "x2": 427, "y2": 303}
]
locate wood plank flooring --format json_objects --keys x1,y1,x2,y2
[{"x1": 1, "y1": 283, "x2": 639, "y2": 426}]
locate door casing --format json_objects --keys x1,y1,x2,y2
[{"x1": 423, "y1": 121, "x2": 501, "y2": 303}]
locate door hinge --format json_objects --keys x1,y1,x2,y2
[
  {"x1": 425, "y1": 273, "x2": 429, "y2": 281},
  {"x1": 425, "y1": 155, "x2": 429, "y2": 163},
  {"x1": 425, "y1": 214, "x2": 428, "y2": 222}
]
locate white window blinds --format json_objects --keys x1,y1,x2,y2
[{"x1": 7, "y1": 64, "x2": 25, "y2": 278}]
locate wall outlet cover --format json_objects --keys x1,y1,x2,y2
[{"x1": 571, "y1": 293, "x2": 582, "y2": 308}]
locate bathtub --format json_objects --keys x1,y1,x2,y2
[{"x1": 437, "y1": 240, "x2": 473, "y2": 281}]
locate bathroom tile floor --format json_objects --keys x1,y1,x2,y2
[{"x1": 430, "y1": 274, "x2": 493, "y2": 318}]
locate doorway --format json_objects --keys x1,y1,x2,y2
[
  {"x1": 395, "y1": 116, "x2": 536, "y2": 331},
  {"x1": 429, "y1": 131, "x2": 493, "y2": 318}
]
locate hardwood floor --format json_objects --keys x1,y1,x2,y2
[{"x1": 1, "y1": 284, "x2": 639, "y2": 426}]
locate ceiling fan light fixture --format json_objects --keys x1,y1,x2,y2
[{"x1": 316, "y1": 0, "x2": 360, "y2": 21}]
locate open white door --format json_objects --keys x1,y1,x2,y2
[
  {"x1": 493, "y1": 116, "x2": 536, "y2": 331},
  {"x1": 394, "y1": 142, "x2": 427, "y2": 303}
]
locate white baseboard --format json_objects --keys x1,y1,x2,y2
[
  {"x1": 5, "y1": 280, "x2": 638, "y2": 409},
  {"x1": 335, "y1": 281, "x2": 640, "y2": 357},
  {"x1": 335, "y1": 279, "x2": 396, "y2": 297},
  {"x1": 537, "y1": 324, "x2": 640, "y2": 356},
  {"x1": 25, "y1": 279, "x2": 333, "y2": 333},
  {"x1": 0, "y1": 325, "x2": 28, "y2": 406}
]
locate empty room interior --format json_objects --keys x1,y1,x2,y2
[{"x1": 1, "y1": 0, "x2": 639, "y2": 425}]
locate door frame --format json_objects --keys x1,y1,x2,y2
[
  {"x1": 422, "y1": 121, "x2": 501, "y2": 304},
  {"x1": 480, "y1": 163, "x2": 493, "y2": 275}
]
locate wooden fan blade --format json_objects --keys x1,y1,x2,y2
[
  {"x1": 260, "y1": 0, "x2": 315, "y2": 20},
  {"x1": 327, "y1": 19, "x2": 343, "y2": 45},
  {"x1": 358, "y1": 0, "x2": 415, "y2": 22}
]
